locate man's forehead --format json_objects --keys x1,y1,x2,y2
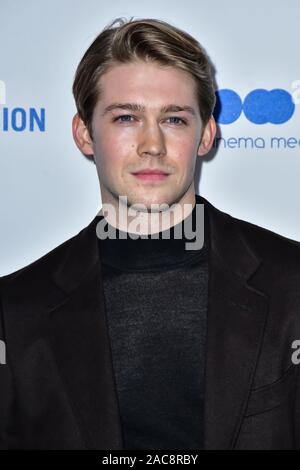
[
  {"x1": 96, "y1": 62, "x2": 199, "y2": 116},
  {"x1": 98, "y1": 61, "x2": 197, "y2": 92}
]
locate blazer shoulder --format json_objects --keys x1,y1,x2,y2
[
  {"x1": 0, "y1": 219, "x2": 94, "y2": 287},
  {"x1": 203, "y1": 196, "x2": 300, "y2": 262},
  {"x1": 230, "y1": 210, "x2": 300, "y2": 267}
]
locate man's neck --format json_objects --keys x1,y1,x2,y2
[{"x1": 99, "y1": 191, "x2": 196, "y2": 236}]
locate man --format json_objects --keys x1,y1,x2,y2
[{"x1": 1, "y1": 17, "x2": 300, "y2": 450}]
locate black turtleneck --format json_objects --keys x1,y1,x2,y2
[{"x1": 98, "y1": 194, "x2": 210, "y2": 450}]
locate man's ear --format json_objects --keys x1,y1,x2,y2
[
  {"x1": 72, "y1": 113, "x2": 94, "y2": 156},
  {"x1": 197, "y1": 115, "x2": 217, "y2": 157}
]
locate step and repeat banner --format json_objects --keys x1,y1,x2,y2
[{"x1": 0, "y1": 0, "x2": 299, "y2": 275}]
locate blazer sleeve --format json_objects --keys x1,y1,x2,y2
[{"x1": 0, "y1": 279, "x2": 19, "y2": 449}]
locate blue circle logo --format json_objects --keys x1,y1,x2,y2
[{"x1": 214, "y1": 89, "x2": 295, "y2": 124}]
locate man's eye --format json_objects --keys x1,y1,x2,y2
[
  {"x1": 167, "y1": 117, "x2": 187, "y2": 125},
  {"x1": 114, "y1": 115, "x2": 135, "y2": 123},
  {"x1": 113, "y1": 115, "x2": 187, "y2": 125}
]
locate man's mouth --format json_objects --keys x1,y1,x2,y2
[{"x1": 131, "y1": 169, "x2": 170, "y2": 182}]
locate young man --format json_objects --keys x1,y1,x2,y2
[{"x1": 1, "y1": 17, "x2": 300, "y2": 450}]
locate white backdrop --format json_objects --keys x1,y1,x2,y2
[{"x1": 1, "y1": 0, "x2": 299, "y2": 275}]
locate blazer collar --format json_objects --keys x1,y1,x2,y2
[
  {"x1": 51, "y1": 195, "x2": 260, "y2": 295},
  {"x1": 48, "y1": 196, "x2": 269, "y2": 450}
]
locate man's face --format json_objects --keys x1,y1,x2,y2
[{"x1": 74, "y1": 60, "x2": 215, "y2": 210}]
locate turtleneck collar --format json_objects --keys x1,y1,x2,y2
[{"x1": 97, "y1": 194, "x2": 210, "y2": 272}]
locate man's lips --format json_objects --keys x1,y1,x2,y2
[
  {"x1": 131, "y1": 169, "x2": 170, "y2": 182},
  {"x1": 132, "y1": 169, "x2": 169, "y2": 175}
]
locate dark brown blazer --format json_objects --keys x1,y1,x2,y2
[{"x1": 1, "y1": 195, "x2": 300, "y2": 449}]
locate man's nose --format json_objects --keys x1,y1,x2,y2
[{"x1": 137, "y1": 121, "x2": 167, "y2": 158}]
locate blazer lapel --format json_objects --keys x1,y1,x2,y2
[
  {"x1": 45, "y1": 215, "x2": 123, "y2": 450},
  {"x1": 202, "y1": 197, "x2": 269, "y2": 449}
]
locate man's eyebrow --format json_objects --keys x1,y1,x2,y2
[{"x1": 102, "y1": 102, "x2": 197, "y2": 116}]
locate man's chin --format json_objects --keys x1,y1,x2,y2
[{"x1": 124, "y1": 194, "x2": 175, "y2": 213}]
